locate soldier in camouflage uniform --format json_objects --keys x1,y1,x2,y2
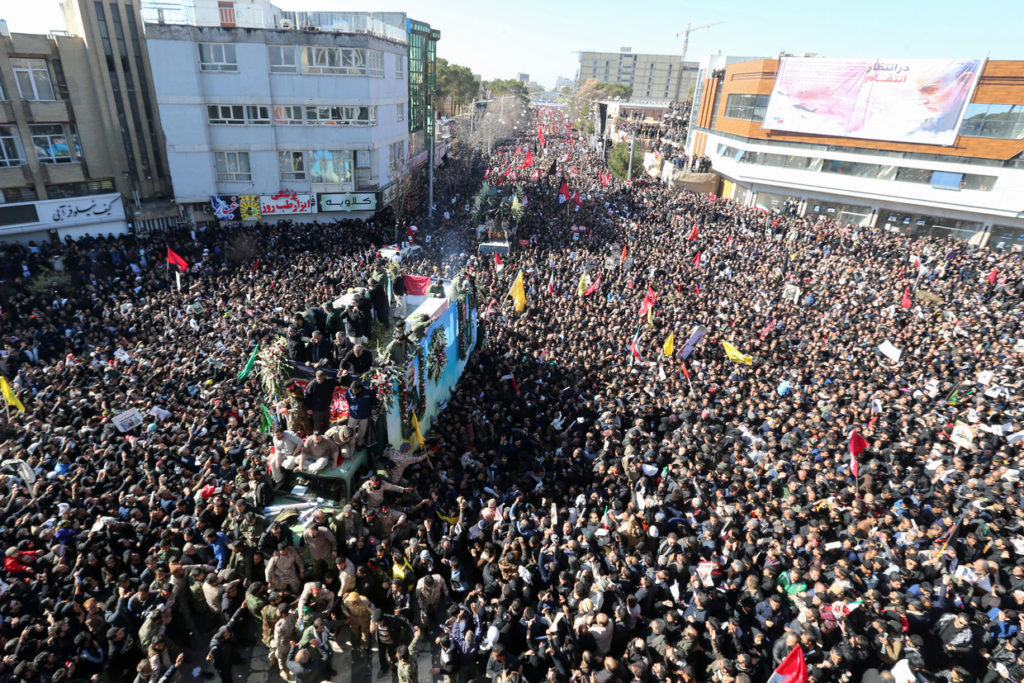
[
  {"x1": 259, "y1": 592, "x2": 285, "y2": 669},
  {"x1": 272, "y1": 604, "x2": 298, "y2": 679},
  {"x1": 341, "y1": 589, "x2": 374, "y2": 655},
  {"x1": 265, "y1": 543, "x2": 303, "y2": 594}
]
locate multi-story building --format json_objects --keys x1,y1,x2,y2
[
  {"x1": 0, "y1": 23, "x2": 131, "y2": 242},
  {"x1": 686, "y1": 56, "x2": 1024, "y2": 249},
  {"x1": 577, "y1": 48, "x2": 698, "y2": 103},
  {"x1": 143, "y1": 19, "x2": 408, "y2": 222}
]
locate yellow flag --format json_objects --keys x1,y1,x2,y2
[
  {"x1": 0, "y1": 377, "x2": 25, "y2": 413},
  {"x1": 509, "y1": 270, "x2": 526, "y2": 312},
  {"x1": 576, "y1": 272, "x2": 590, "y2": 297},
  {"x1": 410, "y1": 411, "x2": 425, "y2": 449},
  {"x1": 663, "y1": 333, "x2": 675, "y2": 357},
  {"x1": 721, "y1": 340, "x2": 753, "y2": 365}
]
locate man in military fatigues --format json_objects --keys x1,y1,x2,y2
[
  {"x1": 271, "y1": 604, "x2": 298, "y2": 680},
  {"x1": 259, "y1": 591, "x2": 285, "y2": 669},
  {"x1": 265, "y1": 543, "x2": 303, "y2": 594},
  {"x1": 341, "y1": 589, "x2": 374, "y2": 656}
]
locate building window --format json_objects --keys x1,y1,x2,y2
[
  {"x1": 301, "y1": 47, "x2": 383, "y2": 76},
  {"x1": 304, "y1": 105, "x2": 375, "y2": 126},
  {"x1": 214, "y1": 151, "x2": 251, "y2": 181},
  {"x1": 207, "y1": 104, "x2": 245, "y2": 124},
  {"x1": 959, "y1": 103, "x2": 1024, "y2": 140},
  {"x1": 395, "y1": 54, "x2": 403, "y2": 80},
  {"x1": 0, "y1": 126, "x2": 24, "y2": 167},
  {"x1": 11, "y1": 58, "x2": 56, "y2": 101},
  {"x1": 0, "y1": 127, "x2": 25, "y2": 167},
  {"x1": 724, "y1": 94, "x2": 769, "y2": 122},
  {"x1": 272, "y1": 105, "x2": 304, "y2": 125},
  {"x1": 31, "y1": 124, "x2": 80, "y2": 164},
  {"x1": 309, "y1": 150, "x2": 353, "y2": 185},
  {"x1": 246, "y1": 105, "x2": 271, "y2": 124},
  {"x1": 45, "y1": 179, "x2": 116, "y2": 198},
  {"x1": 355, "y1": 150, "x2": 373, "y2": 189},
  {"x1": 389, "y1": 140, "x2": 404, "y2": 167},
  {"x1": 268, "y1": 45, "x2": 297, "y2": 73},
  {"x1": 199, "y1": 43, "x2": 238, "y2": 72},
  {"x1": 396, "y1": 103, "x2": 404, "y2": 122},
  {"x1": 279, "y1": 151, "x2": 305, "y2": 181},
  {"x1": 218, "y1": 1, "x2": 235, "y2": 27}
]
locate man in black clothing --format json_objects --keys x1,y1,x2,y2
[
  {"x1": 305, "y1": 330, "x2": 332, "y2": 368},
  {"x1": 341, "y1": 344, "x2": 373, "y2": 377},
  {"x1": 304, "y1": 370, "x2": 339, "y2": 433},
  {"x1": 371, "y1": 607, "x2": 412, "y2": 674}
]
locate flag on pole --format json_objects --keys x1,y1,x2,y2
[
  {"x1": 167, "y1": 248, "x2": 189, "y2": 272},
  {"x1": 680, "y1": 325, "x2": 708, "y2": 359},
  {"x1": 663, "y1": 333, "x2": 675, "y2": 356},
  {"x1": 629, "y1": 332, "x2": 644, "y2": 362},
  {"x1": 583, "y1": 273, "x2": 603, "y2": 296},
  {"x1": 721, "y1": 340, "x2": 752, "y2": 365},
  {"x1": 638, "y1": 286, "x2": 657, "y2": 318},
  {"x1": 547, "y1": 159, "x2": 557, "y2": 176},
  {"x1": 602, "y1": 172, "x2": 610, "y2": 186},
  {"x1": 258, "y1": 403, "x2": 275, "y2": 433},
  {"x1": 0, "y1": 376, "x2": 26, "y2": 413},
  {"x1": 547, "y1": 272, "x2": 555, "y2": 296},
  {"x1": 767, "y1": 645, "x2": 809, "y2": 683},
  {"x1": 900, "y1": 285, "x2": 912, "y2": 308},
  {"x1": 620, "y1": 244, "x2": 628, "y2": 261},
  {"x1": 687, "y1": 224, "x2": 699, "y2": 241},
  {"x1": 988, "y1": 267, "x2": 998, "y2": 285},
  {"x1": 509, "y1": 270, "x2": 527, "y2": 312},
  {"x1": 681, "y1": 363, "x2": 690, "y2": 379},
  {"x1": 236, "y1": 344, "x2": 260, "y2": 381},
  {"x1": 849, "y1": 429, "x2": 868, "y2": 479},
  {"x1": 558, "y1": 180, "x2": 570, "y2": 203},
  {"x1": 494, "y1": 252, "x2": 504, "y2": 274},
  {"x1": 692, "y1": 251, "x2": 702, "y2": 267},
  {"x1": 410, "y1": 411, "x2": 426, "y2": 449},
  {"x1": 576, "y1": 272, "x2": 591, "y2": 297},
  {"x1": 519, "y1": 149, "x2": 534, "y2": 168},
  {"x1": 760, "y1": 320, "x2": 777, "y2": 340},
  {"x1": 571, "y1": 190, "x2": 583, "y2": 207},
  {"x1": 484, "y1": 167, "x2": 490, "y2": 179}
]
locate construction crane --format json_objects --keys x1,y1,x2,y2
[{"x1": 675, "y1": 21, "x2": 723, "y2": 102}]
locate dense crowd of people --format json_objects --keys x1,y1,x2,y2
[{"x1": 0, "y1": 104, "x2": 1023, "y2": 683}]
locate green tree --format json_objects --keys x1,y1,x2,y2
[
  {"x1": 575, "y1": 79, "x2": 631, "y2": 102},
  {"x1": 483, "y1": 78, "x2": 530, "y2": 106},
  {"x1": 436, "y1": 58, "x2": 479, "y2": 117},
  {"x1": 608, "y1": 141, "x2": 644, "y2": 181}
]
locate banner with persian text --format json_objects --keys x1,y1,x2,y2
[{"x1": 763, "y1": 57, "x2": 984, "y2": 146}]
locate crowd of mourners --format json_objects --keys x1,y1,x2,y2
[{"x1": 0, "y1": 105, "x2": 1023, "y2": 683}]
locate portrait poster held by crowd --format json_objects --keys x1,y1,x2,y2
[{"x1": 0, "y1": 97, "x2": 1021, "y2": 683}]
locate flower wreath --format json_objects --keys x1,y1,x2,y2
[
  {"x1": 427, "y1": 326, "x2": 448, "y2": 382},
  {"x1": 258, "y1": 336, "x2": 289, "y2": 398},
  {"x1": 399, "y1": 348, "x2": 426, "y2": 439}
]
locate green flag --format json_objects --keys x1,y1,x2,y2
[
  {"x1": 236, "y1": 344, "x2": 259, "y2": 381},
  {"x1": 258, "y1": 403, "x2": 274, "y2": 433}
]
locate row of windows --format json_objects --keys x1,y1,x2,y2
[
  {"x1": 960, "y1": 103, "x2": 1024, "y2": 140},
  {"x1": 205, "y1": 104, "x2": 393, "y2": 126},
  {"x1": 214, "y1": 149, "x2": 376, "y2": 187},
  {"x1": 716, "y1": 143, "x2": 998, "y2": 191},
  {"x1": 0, "y1": 124, "x2": 82, "y2": 167},
  {"x1": 199, "y1": 43, "x2": 401, "y2": 79}
]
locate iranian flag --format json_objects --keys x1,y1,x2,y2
[
  {"x1": 494, "y1": 252, "x2": 504, "y2": 274},
  {"x1": 768, "y1": 645, "x2": 808, "y2": 683}
]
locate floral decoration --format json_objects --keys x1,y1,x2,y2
[
  {"x1": 258, "y1": 336, "x2": 289, "y2": 398},
  {"x1": 427, "y1": 327, "x2": 448, "y2": 382}
]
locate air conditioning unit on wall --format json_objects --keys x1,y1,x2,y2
[{"x1": 279, "y1": 18, "x2": 293, "y2": 29}]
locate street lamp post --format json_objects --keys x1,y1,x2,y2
[{"x1": 626, "y1": 130, "x2": 636, "y2": 181}]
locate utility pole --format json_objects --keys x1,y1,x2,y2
[{"x1": 675, "y1": 21, "x2": 723, "y2": 102}]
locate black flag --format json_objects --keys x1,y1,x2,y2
[{"x1": 546, "y1": 159, "x2": 557, "y2": 176}]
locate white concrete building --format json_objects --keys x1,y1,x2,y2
[{"x1": 144, "y1": 21, "x2": 408, "y2": 221}]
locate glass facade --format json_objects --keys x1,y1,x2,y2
[{"x1": 406, "y1": 19, "x2": 439, "y2": 163}]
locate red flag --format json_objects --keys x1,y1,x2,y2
[
  {"x1": 167, "y1": 248, "x2": 189, "y2": 272},
  {"x1": 564, "y1": 151, "x2": 570, "y2": 163},
  {"x1": 547, "y1": 272, "x2": 555, "y2": 296},
  {"x1": 692, "y1": 251, "x2": 702, "y2": 267},
  {"x1": 558, "y1": 180, "x2": 570, "y2": 202},
  {"x1": 251, "y1": 258, "x2": 261, "y2": 272},
  {"x1": 484, "y1": 167, "x2": 490, "y2": 179},
  {"x1": 571, "y1": 190, "x2": 583, "y2": 207},
  {"x1": 694, "y1": 283, "x2": 700, "y2": 295},
  {"x1": 900, "y1": 285, "x2": 912, "y2": 308},
  {"x1": 638, "y1": 287, "x2": 657, "y2": 318},
  {"x1": 403, "y1": 275, "x2": 432, "y2": 296},
  {"x1": 494, "y1": 252, "x2": 504, "y2": 274},
  {"x1": 681, "y1": 364, "x2": 691, "y2": 379},
  {"x1": 620, "y1": 245, "x2": 628, "y2": 261},
  {"x1": 519, "y1": 150, "x2": 534, "y2": 169},
  {"x1": 987, "y1": 267, "x2": 998, "y2": 285},
  {"x1": 687, "y1": 224, "x2": 699, "y2": 241},
  {"x1": 768, "y1": 645, "x2": 809, "y2": 683},
  {"x1": 759, "y1": 320, "x2": 776, "y2": 340},
  {"x1": 602, "y1": 172, "x2": 610, "y2": 187},
  {"x1": 849, "y1": 429, "x2": 868, "y2": 479},
  {"x1": 583, "y1": 273, "x2": 602, "y2": 296}
]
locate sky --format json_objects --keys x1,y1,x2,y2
[{"x1": 3, "y1": 0, "x2": 1018, "y2": 90}]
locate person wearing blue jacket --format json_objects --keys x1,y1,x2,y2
[{"x1": 345, "y1": 382, "x2": 377, "y2": 446}]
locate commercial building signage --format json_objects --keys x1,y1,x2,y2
[
  {"x1": 0, "y1": 192, "x2": 126, "y2": 235},
  {"x1": 764, "y1": 57, "x2": 983, "y2": 146},
  {"x1": 210, "y1": 195, "x2": 239, "y2": 221},
  {"x1": 259, "y1": 191, "x2": 315, "y2": 216},
  {"x1": 317, "y1": 192, "x2": 377, "y2": 212}
]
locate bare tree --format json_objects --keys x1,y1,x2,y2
[{"x1": 386, "y1": 153, "x2": 427, "y2": 243}]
